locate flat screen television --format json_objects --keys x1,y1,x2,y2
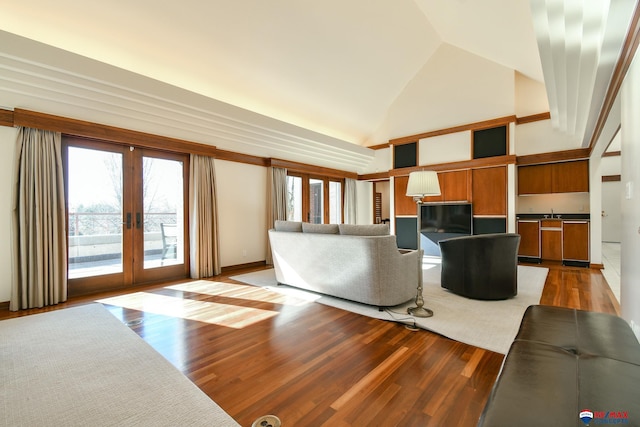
[
  {"x1": 420, "y1": 203, "x2": 472, "y2": 239},
  {"x1": 419, "y1": 203, "x2": 472, "y2": 256}
]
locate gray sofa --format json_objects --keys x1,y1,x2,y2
[{"x1": 268, "y1": 221, "x2": 420, "y2": 307}]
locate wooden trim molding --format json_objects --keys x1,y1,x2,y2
[
  {"x1": 269, "y1": 158, "x2": 357, "y2": 180},
  {"x1": 602, "y1": 175, "x2": 621, "y2": 182},
  {"x1": 588, "y1": 1, "x2": 640, "y2": 152},
  {"x1": 358, "y1": 171, "x2": 389, "y2": 181},
  {"x1": 516, "y1": 148, "x2": 590, "y2": 165},
  {"x1": 8, "y1": 108, "x2": 361, "y2": 179},
  {"x1": 516, "y1": 112, "x2": 551, "y2": 125},
  {"x1": 603, "y1": 150, "x2": 621, "y2": 157},
  {"x1": 389, "y1": 115, "x2": 517, "y2": 145},
  {"x1": 216, "y1": 149, "x2": 269, "y2": 167},
  {"x1": 367, "y1": 142, "x2": 390, "y2": 150},
  {"x1": 13, "y1": 108, "x2": 218, "y2": 157},
  {"x1": 0, "y1": 109, "x2": 14, "y2": 127},
  {"x1": 221, "y1": 261, "x2": 267, "y2": 273},
  {"x1": 389, "y1": 154, "x2": 516, "y2": 177}
]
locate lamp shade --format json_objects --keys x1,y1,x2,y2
[{"x1": 406, "y1": 170, "x2": 441, "y2": 197}]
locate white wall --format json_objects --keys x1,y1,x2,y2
[
  {"x1": 515, "y1": 120, "x2": 582, "y2": 155},
  {"x1": 601, "y1": 153, "x2": 622, "y2": 242},
  {"x1": 419, "y1": 131, "x2": 471, "y2": 165},
  {"x1": 214, "y1": 160, "x2": 267, "y2": 268},
  {"x1": 620, "y1": 52, "x2": 640, "y2": 340},
  {"x1": 372, "y1": 43, "x2": 516, "y2": 144},
  {"x1": 356, "y1": 180, "x2": 373, "y2": 225},
  {"x1": 0, "y1": 126, "x2": 16, "y2": 302}
]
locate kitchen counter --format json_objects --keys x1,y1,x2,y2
[{"x1": 516, "y1": 214, "x2": 590, "y2": 220}]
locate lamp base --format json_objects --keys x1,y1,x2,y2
[{"x1": 407, "y1": 306, "x2": 434, "y2": 318}]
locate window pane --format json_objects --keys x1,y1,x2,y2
[
  {"x1": 67, "y1": 147, "x2": 123, "y2": 278},
  {"x1": 329, "y1": 181, "x2": 342, "y2": 224},
  {"x1": 142, "y1": 157, "x2": 184, "y2": 269},
  {"x1": 286, "y1": 176, "x2": 302, "y2": 221},
  {"x1": 310, "y1": 178, "x2": 324, "y2": 224}
]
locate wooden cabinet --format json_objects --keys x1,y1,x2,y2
[
  {"x1": 472, "y1": 166, "x2": 507, "y2": 215},
  {"x1": 518, "y1": 164, "x2": 552, "y2": 194},
  {"x1": 517, "y1": 160, "x2": 589, "y2": 195},
  {"x1": 552, "y1": 160, "x2": 589, "y2": 193},
  {"x1": 540, "y1": 219, "x2": 563, "y2": 261},
  {"x1": 517, "y1": 220, "x2": 540, "y2": 257},
  {"x1": 563, "y1": 221, "x2": 589, "y2": 261},
  {"x1": 422, "y1": 170, "x2": 470, "y2": 203}
]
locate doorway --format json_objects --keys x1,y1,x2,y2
[{"x1": 64, "y1": 137, "x2": 189, "y2": 295}]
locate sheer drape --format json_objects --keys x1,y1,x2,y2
[
  {"x1": 11, "y1": 127, "x2": 67, "y2": 311},
  {"x1": 189, "y1": 154, "x2": 221, "y2": 278},
  {"x1": 266, "y1": 167, "x2": 287, "y2": 264},
  {"x1": 344, "y1": 178, "x2": 357, "y2": 225}
]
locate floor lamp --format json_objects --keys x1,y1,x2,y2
[{"x1": 405, "y1": 170, "x2": 441, "y2": 318}]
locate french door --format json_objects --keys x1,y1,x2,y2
[
  {"x1": 64, "y1": 137, "x2": 189, "y2": 296},
  {"x1": 286, "y1": 173, "x2": 343, "y2": 224}
]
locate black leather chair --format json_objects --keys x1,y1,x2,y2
[{"x1": 438, "y1": 233, "x2": 520, "y2": 300}]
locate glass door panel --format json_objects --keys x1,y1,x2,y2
[
  {"x1": 329, "y1": 181, "x2": 342, "y2": 224},
  {"x1": 286, "y1": 175, "x2": 302, "y2": 221},
  {"x1": 67, "y1": 146, "x2": 124, "y2": 279},
  {"x1": 142, "y1": 156, "x2": 185, "y2": 269},
  {"x1": 309, "y1": 178, "x2": 324, "y2": 224}
]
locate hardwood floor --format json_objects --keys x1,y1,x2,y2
[{"x1": 0, "y1": 263, "x2": 620, "y2": 427}]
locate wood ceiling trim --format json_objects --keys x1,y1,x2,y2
[
  {"x1": 388, "y1": 115, "x2": 517, "y2": 146},
  {"x1": 588, "y1": 1, "x2": 640, "y2": 152},
  {"x1": 389, "y1": 154, "x2": 516, "y2": 177},
  {"x1": 516, "y1": 148, "x2": 590, "y2": 165},
  {"x1": 0, "y1": 109, "x2": 14, "y2": 127},
  {"x1": 269, "y1": 158, "x2": 357, "y2": 180}
]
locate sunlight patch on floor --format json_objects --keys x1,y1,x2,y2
[{"x1": 97, "y1": 291, "x2": 279, "y2": 328}]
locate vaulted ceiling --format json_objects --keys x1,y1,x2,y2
[{"x1": 0, "y1": 1, "x2": 636, "y2": 171}]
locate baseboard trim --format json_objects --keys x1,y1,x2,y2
[
  {"x1": 0, "y1": 301, "x2": 8, "y2": 310},
  {"x1": 221, "y1": 260, "x2": 267, "y2": 274},
  {"x1": 590, "y1": 263, "x2": 605, "y2": 269}
]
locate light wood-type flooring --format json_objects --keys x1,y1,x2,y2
[{"x1": 0, "y1": 262, "x2": 620, "y2": 426}]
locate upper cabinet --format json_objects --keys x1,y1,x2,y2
[{"x1": 518, "y1": 160, "x2": 589, "y2": 195}]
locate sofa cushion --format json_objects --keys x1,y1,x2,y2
[
  {"x1": 274, "y1": 220, "x2": 302, "y2": 232},
  {"x1": 339, "y1": 224, "x2": 389, "y2": 236},
  {"x1": 302, "y1": 223, "x2": 339, "y2": 234}
]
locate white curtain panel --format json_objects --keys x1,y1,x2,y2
[
  {"x1": 11, "y1": 127, "x2": 67, "y2": 311},
  {"x1": 344, "y1": 178, "x2": 357, "y2": 225},
  {"x1": 189, "y1": 154, "x2": 221, "y2": 278}
]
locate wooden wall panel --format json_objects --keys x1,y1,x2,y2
[
  {"x1": 394, "y1": 176, "x2": 417, "y2": 216},
  {"x1": 471, "y1": 166, "x2": 507, "y2": 215}
]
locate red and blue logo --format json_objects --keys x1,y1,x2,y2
[{"x1": 580, "y1": 409, "x2": 629, "y2": 425}]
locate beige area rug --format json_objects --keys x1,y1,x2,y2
[
  {"x1": 0, "y1": 303, "x2": 239, "y2": 427},
  {"x1": 232, "y1": 264, "x2": 548, "y2": 354}
]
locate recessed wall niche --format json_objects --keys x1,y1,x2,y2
[
  {"x1": 393, "y1": 142, "x2": 417, "y2": 169},
  {"x1": 473, "y1": 125, "x2": 507, "y2": 159}
]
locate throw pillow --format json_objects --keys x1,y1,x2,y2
[
  {"x1": 339, "y1": 224, "x2": 390, "y2": 236},
  {"x1": 301, "y1": 223, "x2": 339, "y2": 234},
  {"x1": 274, "y1": 220, "x2": 303, "y2": 232}
]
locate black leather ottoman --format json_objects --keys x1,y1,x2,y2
[{"x1": 478, "y1": 305, "x2": 640, "y2": 427}]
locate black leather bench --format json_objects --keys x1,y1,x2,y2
[{"x1": 478, "y1": 305, "x2": 640, "y2": 426}]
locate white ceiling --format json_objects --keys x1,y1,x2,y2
[{"x1": 0, "y1": 1, "x2": 635, "y2": 171}]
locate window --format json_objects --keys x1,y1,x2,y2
[{"x1": 286, "y1": 173, "x2": 343, "y2": 224}]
